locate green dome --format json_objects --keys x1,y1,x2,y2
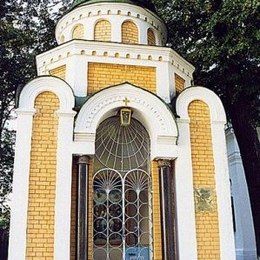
[{"x1": 71, "y1": 0, "x2": 156, "y2": 13}]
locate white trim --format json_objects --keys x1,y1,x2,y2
[
  {"x1": 175, "y1": 118, "x2": 198, "y2": 260},
  {"x1": 37, "y1": 40, "x2": 195, "y2": 80},
  {"x1": 176, "y1": 86, "x2": 236, "y2": 260},
  {"x1": 74, "y1": 83, "x2": 178, "y2": 160},
  {"x1": 176, "y1": 86, "x2": 226, "y2": 123},
  {"x1": 8, "y1": 110, "x2": 35, "y2": 260},
  {"x1": 54, "y1": 111, "x2": 76, "y2": 260},
  {"x1": 9, "y1": 77, "x2": 75, "y2": 260},
  {"x1": 19, "y1": 76, "x2": 75, "y2": 112}
]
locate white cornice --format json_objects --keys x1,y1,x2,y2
[{"x1": 36, "y1": 40, "x2": 195, "y2": 77}]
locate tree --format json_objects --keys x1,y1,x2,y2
[
  {"x1": 153, "y1": 0, "x2": 260, "y2": 255},
  {"x1": 0, "y1": 0, "x2": 71, "y2": 258}
]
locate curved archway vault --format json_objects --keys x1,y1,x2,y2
[{"x1": 74, "y1": 83, "x2": 178, "y2": 160}]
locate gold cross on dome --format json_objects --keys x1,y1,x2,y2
[{"x1": 123, "y1": 97, "x2": 130, "y2": 106}]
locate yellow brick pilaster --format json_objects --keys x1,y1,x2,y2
[
  {"x1": 26, "y1": 91, "x2": 59, "y2": 259},
  {"x1": 189, "y1": 100, "x2": 221, "y2": 260},
  {"x1": 151, "y1": 160, "x2": 163, "y2": 260}
]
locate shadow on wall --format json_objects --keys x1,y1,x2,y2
[{"x1": 0, "y1": 229, "x2": 8, "y2": 260}]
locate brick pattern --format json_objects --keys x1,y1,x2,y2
[
  {"x1": 70, "y1": 160, "x2": 78, "y2": 260},
  {"x1": 72, "y1": 24, "x2": 84, "y2": 39},
  {"x1": 147, "y1": 28, "x2": 156, "y2": 46},
  {"x1": 94, "y1": 20, "x2": 111, "y2": 42},
  {"x1": 188, "y1": 101, "x2": 220, "y2": 260},
  {"x1": 151, "y1": 161, "x2": 163, "y2": 260},
  {"x1": 175, "y1": 73, "x2": 185, "y2": 94},
  {"x1": 122, "y1": 20, "x2": 139, "y2": 44},
  {"x1": 87, "y1": 62, "x2": 156, "y2": 95},
  {"x1": 88, "y1": 160, "x2": 94, "y2": 260},
  {"x1": 49, "y1": 65, "x2": 66, "y2": 81},
  {"x1": 26, "y1": 92, "x2": 59, "y2": 259}
]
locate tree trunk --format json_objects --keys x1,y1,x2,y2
[
  {"x1": 0, "y1": 229, "x2": 8, "y2": 260},
  {"x1": 230, "y1": 102, "x2": 260, "y2": 256}
]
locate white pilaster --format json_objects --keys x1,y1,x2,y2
[
  {"x1": 175, "y1": 118, "x2": 198, "y2": 260},
  {"x1": 110, "y1": 16, "x2": 122, "y2": 42},
  {"x1": 8, "y1": 109, "x2": 35, "y2": 260},
  {"x1": 54, "y1": 111, "x2": 76, "y2": 260},
  {"x1": 86, "y1": 19, "x2": 95, "y2": 41},
  {"x1": 156, "y1": 62, "x2": 171, "y2": 102},
  {"x1": 138, "y1": 21, "x2": 148, "y2": 45},
  {"x1": 66, "y1": 55, "x2": 87, "y2": 97}
]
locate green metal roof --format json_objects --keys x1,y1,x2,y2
[{"x1": 71, "y1": 0, "x2": 156, "y2": 12}]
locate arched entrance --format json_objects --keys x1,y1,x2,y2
[{"x1": 92, "y1": 116, "x2": 153, "y2": 260}]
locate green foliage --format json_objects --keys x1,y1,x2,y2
[
  {"x1": 155, "y1": 0, "x2": 260, "y2": 106},
  {"x1": 153, "y1": 0, "x2": 260, "y2": 254},
  {"x1": 0, "y1": 1, "x2": 71, "y2": 257}
]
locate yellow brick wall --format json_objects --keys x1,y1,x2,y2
[
  {"x1": 72, "y1": 24, "x2": 84, "y2": 39},
  {"x1": 94, "y1": 20, "x2": 111, "y2": 42},
  {"x1": 49, "y1": 65, "x2": 66, "y2": 81},
  {"x1": 147, "y1": 28, "x2": 156, "y2": 46},
  {"x1": 175, "y1": 73, "x2": 185, "y2": 94},
  {"x1": 88, "y1": 160, "x2": 94, "y2": 260},
  {"x1": 87, "y1": 63, "x2": 156, "y2": 95},
  {"x1": 188, "y1": 100, "x2": 220, "y2": 260},
  {"x1": 70, "y1": 160, "x2": 78, "y2": 260},
  {"x1": 122, "y1": 20, "x2": 139, "y2": 44},
  {"x1": 151, "y1": 161, "x2": 163, "y2": 260},
  {"x1": 26, "y1": 92, "x2": 59, "y2": 259}
]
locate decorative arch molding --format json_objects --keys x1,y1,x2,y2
[
  {"x1": 19, "y1": 76, "x2": 75, "y2": 113},
  {"x1": 176, "y1": 86, "x2": 226, "y2": 123},
  {"x1": 74, "y1": 83, "x2": 178, "y2": 159}
]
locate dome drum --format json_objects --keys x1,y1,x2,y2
[{"x1": 56, "y1": 2, "x2": 167, "y2": 46}]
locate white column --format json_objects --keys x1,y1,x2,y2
[
  {"x1": 8, "y1": 109, "x2": 35, "y2": 260},
  {"x1": 54, "y1": 111, "x2": 76, "y2": 260},
  {"x1": 77, "y1": 156, "x2": 90, "y2": 260},
  {"x1": 212, "y1": 122, "x2": 236, "y2": 260},
  {"x1": 175, "y1": 118, "x2": 198, "y2": 260}
]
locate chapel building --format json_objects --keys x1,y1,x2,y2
[{"x1": 9, "y1": 0, "x2": 236, "y2": 259}]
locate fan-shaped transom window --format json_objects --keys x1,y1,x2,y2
[
  {"x1": 93, "y1": 116, "x2": 153, "y2": 260},
  {"x1": 95, "y1": 116, "x2": 150, "y2": 174}
]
